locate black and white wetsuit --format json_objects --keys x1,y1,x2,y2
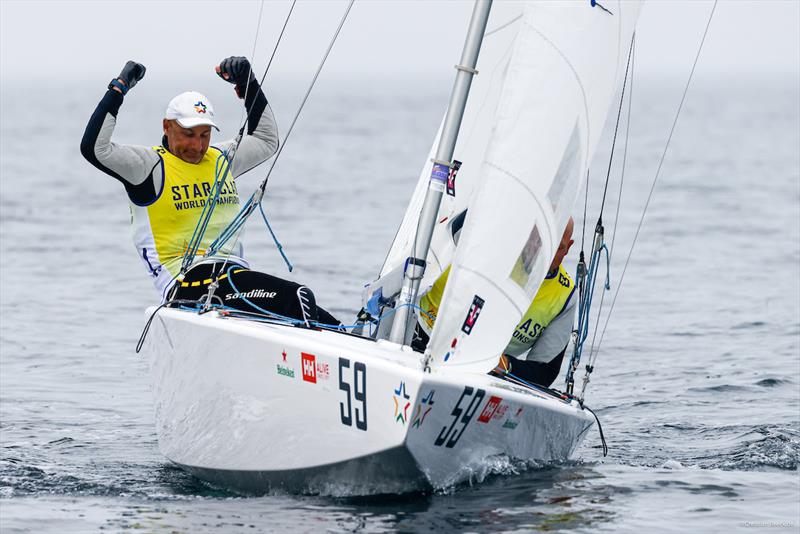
[
  {"x1": 80, "y1": 80, "x2": 278, "y2": 297},
  {"x1": 81, "y1": 81, "x2": 278, "y2": 205}
]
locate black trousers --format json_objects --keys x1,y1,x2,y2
[
  {"x1": 169, "y1": 262, "x2": 340, "y2": 327},
  {"x1": 505, "y1": 349, "x2": 566, "y2": 389}
]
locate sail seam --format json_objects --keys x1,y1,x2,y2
[
  {"x1": 524, "y1": 22, "x2": 592, "y2": 172},
  {"x1": 453, "y1": 265, "x2": 525, "y2": 317},
  {"x1": 486, "y1": 15, "x2": 522, "y2": 37},
  {"x1": 485, "y1": 161, "x2": 553, "y2": 244}
]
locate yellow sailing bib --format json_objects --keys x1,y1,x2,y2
[
  {"x1": 504, "y1": 264, "x2": 574, "y2": 356},
  {"x1": 418, "y1": 265, "x2": 452, "y2": 332},
  {"x1": 130, "y1": 146, "x2": 242, "y2": 295},
  {"x1": 418, "y1": 264, "x2": 574, "y2": 354}
]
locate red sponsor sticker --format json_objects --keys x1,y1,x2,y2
[
  {"x1": 477, "y1": 395, "x2": 502, "y2": 423},
  {"x1": 301, "y1": 352, "x2": 317, "y2": 383},
  {"x1": 461, "y1": 295, "x2": 485, "y2": 335}
]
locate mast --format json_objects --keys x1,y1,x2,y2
[{"x1": 389, "y1": 0, "x2": 493, "y2": 345}]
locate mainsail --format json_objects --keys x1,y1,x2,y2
[
  {"x1": 419, "y1": 0, "x2": 642, "y2": 373},
  {"x1": 379, "y1": 2, "x2": 526, "y2": 286}
]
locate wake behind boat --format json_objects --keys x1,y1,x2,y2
[{"x1": 140, "y1": 0, "x2": 645, "y2": 495}]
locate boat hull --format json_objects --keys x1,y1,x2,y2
[{"x1": 144, "y1": 308, "x2": 593, "y2": 494}]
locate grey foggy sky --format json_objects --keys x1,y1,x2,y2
[{"x1": 1, "y1": 0, "x2": 798, "y2": 88}]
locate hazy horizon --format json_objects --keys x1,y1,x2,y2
[{"x1": 2, "y1": 1, "x2": 798, "y2": 88}]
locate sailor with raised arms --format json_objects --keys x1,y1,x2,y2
[{"x1": 81, "y1": 58, "x2": 338, "y2": 325}]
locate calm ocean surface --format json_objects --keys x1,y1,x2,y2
[{"x1": 1, "y1": 73, "x2": 798, "y2": 533}]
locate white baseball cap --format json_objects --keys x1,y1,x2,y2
[{"x1": 165, "y1": 91, "x2": 219, "y2": 130}]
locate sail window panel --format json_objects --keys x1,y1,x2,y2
[
  {"x1": 509, "y1": 223, "x2": 546, "y2": 295},
  {"x1": 547, "y1": 120, "x2": 582, "y2": 230}
]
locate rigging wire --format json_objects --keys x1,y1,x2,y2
[
  {"x1": 234, "y1": 0, "x2": 298, "y2": 142},
  {"x1": 209, "y1": 0, "x2": 298, "y2": 282},
  {"x1": 203, "y1": 0, "x2": 356, "y2": 260},
  {"x1": 584, "y1": 0, "x2": 720, "y2": 391},
  {"x1": 586, "y1": 35, "x2": 636, "y2": 363},
  {"x1": 236, "y1": 0, "x2": 267, "y2": 134},
  {"x1": 607, "y1": 38, "x2": 635, "y2": 260},
  {"x1": 179, "y1": 153, "x2": 235, "y2": 275},
  {"x1": 599, "y1": 32, "x2": 636, "y2": 218},
  {"x1": 566, "y1": 32, "x2": 636, "y2": 396},
  {"x1": 580, "y1": 170, "x2": 590, "y2": 253},
  {"x1": 261, "y1": 0, "x2": 298, "y2": 86},
  {"x1": 179, "y1": 0, "x2": 298, "y2": 278},
  {"x1": 255, "y1": 0, "x2": 356, "y2": 198}
]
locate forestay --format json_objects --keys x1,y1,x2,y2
[{"x1": 424, "y1": 0, "x2": 642, "y2": 373}]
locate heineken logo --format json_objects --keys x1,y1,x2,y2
[{"x1": 276, "y1": 364, "x2": 295, "y2": 378}]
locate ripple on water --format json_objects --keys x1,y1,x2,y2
[
  {"x1": 688, "y1": 384, "x2": 749, "y2": 393},
  {"x1": 754, "y1": 377, "x2": 792, "y2": 388},
  {"x1": 731, "y1": 321, "x2": 768, "y2": 330},
  {"x1": 714, "y1": 425, "x2": 800, "y2": 471},
  {"x1": 0, "y1": 461, "x2": 234, "y2": 500},
  {"x1": 685, "y1": 425, "x2": 798, "y2": 471}
]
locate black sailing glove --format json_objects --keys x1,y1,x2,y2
[
  {"x1": 108, "y1": 61, "x2": 146, "y2": 95},
  {"x1": 217, "y1": 56, "x2": 258, "y2": 99}
]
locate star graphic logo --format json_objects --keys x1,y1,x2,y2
[
  {"x1": 194, "y1": 101, "x2": 207, "y2": 114},
  {"x1": 392, "y1": 381, "x2": 411, "y2": 425},
  {"x1": 411, "y1": 390, "x2": 436, "y2": 429}
]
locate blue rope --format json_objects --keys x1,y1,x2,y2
[
  {"x1": 577, "y1": 248, "x2": 601, "y2": 348},
  {"x1": 205, "y1": 192, "x2": 257, "y2": 256},
  {"x1": 176, "y1": 271, "x2": 434, "y2": 334},
  {"x1": 226, "y1": 264, "x2": 293, "y2": 320},
  {"x1": 568, "y1": 242, "x2": 611, "y2": 386},
  {"x1": 180, "y1": 151, "x2": 235, "y2": 272},
  {"x1": 203, "y1": 195, "x2": 293, "y2": 274},
  {"x1": 258, "y1": 203, "x2": 292, "y2": 272},
  {"x1": 227, "y1": 265, "x2": 435, "y2": 330}
]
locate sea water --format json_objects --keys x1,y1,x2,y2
[{"x1": 1, "y1": 75, "x2": 798, "y2": 532}]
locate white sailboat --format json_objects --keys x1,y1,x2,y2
[{"x1": 142, "y1": 0, "x2": 641, "y2": 495}]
